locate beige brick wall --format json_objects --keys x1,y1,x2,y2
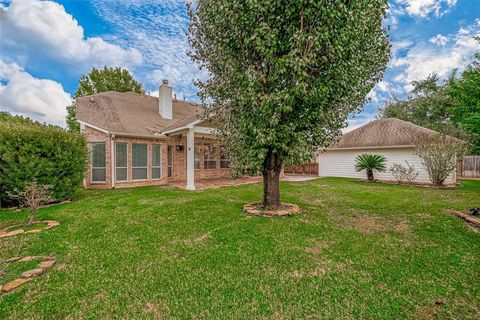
[{"x1": 83, "y1": 126, "x2": 231, "y2": 189}]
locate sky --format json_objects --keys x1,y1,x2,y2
[{"x1": 0, "y1": 0, "x2": 479, "y2": 128}]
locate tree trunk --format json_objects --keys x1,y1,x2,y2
[
  {"x1": 263, "y1": 150, "x2": 282, "y2": 210},
  {"x1": 367, "y1": 169, "x2": 374, "y2": 181}
]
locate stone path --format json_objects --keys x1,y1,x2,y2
[
  {"x1": 1, "y1": 256, "x2": 56, "y2": 294},
  {"x1": 0, "y1": 220, "x2": 60, "y2": 239}
]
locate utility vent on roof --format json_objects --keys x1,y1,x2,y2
[{"x1": 159, "y1": 80, "x2": 172, "y2": 120}]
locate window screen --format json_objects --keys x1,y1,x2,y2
[
  {"x1": 204, "y1": 144, "x2": 216, "y2": 169},
  {"x1": 91, "y1": 143, "x2": 106, "y2": 182},
  {"x1": 116, "y1": 143, "x2": 128, "y2": 181},
  {"x1": 194, "y1": 145, "x2": 200, "y2": 170},
  {"x1": 152, "y1": 144, "x2": 161, "y2": 179},
  {"x1": 132, "y1": 144, "x2": 147, "y2": 180},
  {"x1": 220, "y1": 147, "x2": 230, "y2": 168}
]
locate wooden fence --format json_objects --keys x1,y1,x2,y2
[
  {"x1": 284, "y1": 163, "x2": 318, "y2": 175},
  {"x1": 458, "y1": 156, "x2": 480, "y2": 178}
]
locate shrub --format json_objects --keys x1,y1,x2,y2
[
  {"x1": 389, "y1": 161, "x2": 419, "y2": 184},
  {"x1": 415, "y1": 134, "x2": 466, "y2": 186},
  {"x1": 0, "y1": 113, "x2": 88, "y2": 207},
  {"x1": 354, "y1": 154, "x2": 387, "y2": 181}
]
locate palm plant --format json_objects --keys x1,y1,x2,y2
[{"x1": 355, "y1": 154, "x2": 387, "y2": 181}]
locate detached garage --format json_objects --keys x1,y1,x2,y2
[{"x1": 317, "y1": 118, "x2": 456, "y2": 185}]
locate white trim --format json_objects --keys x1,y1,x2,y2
[
  {"x1": 78, "y1": 120, "x2": 109, "y2": 134},
  {"x1": 186, "y1": 128, "x2": 196, "y2": 190},
  {"x1": 193, "y1": 126, "x2": 217, "y2": 135},
  {"x1": 161, "y1": 119, "x2": 203, "y2": 135}
]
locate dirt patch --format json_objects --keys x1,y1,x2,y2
[
  {"x1": 244, "y1": 202, "x2": 301, "y2": 218},
  {"x1": 353, "y1": 215, "x2": 385, "y2": 233},
  {"x1": 394, "y1": 221, "x2": 410, "y2": 233},
  {"x1": 416, "y1": 300, "x2": 446, "y2": 319},
  {"x1": 305, "y1": 241, "x2": 331, "y2": 254}
]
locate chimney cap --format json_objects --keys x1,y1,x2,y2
[{"x1": 162, "y1": 79, "x2": 169, "y2": 85}]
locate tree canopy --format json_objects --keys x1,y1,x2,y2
[
  {"x1": 66, "y1": 66, "x2": 144, "y2": 131},
  {"x1": 188, "y1": 0, "x2": 390, "y2": 209}
]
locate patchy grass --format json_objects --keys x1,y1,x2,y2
[{"x1": 0, "y1": 178, "x2": 479, "y2": 319}]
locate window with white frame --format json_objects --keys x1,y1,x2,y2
[
  {"x1": 204, "y1": 144, "x2": 216, "y2": 169},
  {"x1": 132, "y1": 144, "x2": 147, "y2": 180},
  {"x1": 115, "y1": 143, "x2": 128, "y2": 181},
  {"x1": 220, "y1": 146, "x2": 230, "y2": 168},
  {"x1": 194, "y1": 145, "x2": 200, "y2": 170},
  {"x1": 152, "y1": 144, "x2": 162, "y2": 179},
  {"x1": 91, "y1": 142, "x2": 106, "y2": 182}
]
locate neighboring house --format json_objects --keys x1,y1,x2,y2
[
  {"x1": 77, "y1": 80, "x2": 229, "y2": 190},
  {"x1": 317, "y1": 118, "x2": 457, "y2": 184}
]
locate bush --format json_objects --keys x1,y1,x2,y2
[
  {"x1": 389, "y1": 161, "x2": 419, "y2": 184},
  {"x1": 415, "y1": 134, "x2": 466, "y2": 186},
  {"x1": 0, "y1": 113, "x2": 88, "y2": 207}
]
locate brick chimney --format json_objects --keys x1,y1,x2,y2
[{"x1": 159, "y1": 80, "x2": 172, "y2": 119}]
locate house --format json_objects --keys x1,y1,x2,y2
[
  {"x1": 77, "y1": 80, "x2": 230, "y2": 190},
  {"x1": 317, "y1": 118, "x2": 457, "y2": 184}
]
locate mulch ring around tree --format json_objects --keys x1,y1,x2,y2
[
  {"x1": 0, "y1": 256, "x2": 56, "y2": 294},
  {"x1": 0, "y1": 220, "x2": 60, "y2": 239},
  {"x1": 244, "y1": 202, "x2": 302, "y2": 218}
]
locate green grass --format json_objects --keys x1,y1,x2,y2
[{"x1": 1, "y1": 178, "x2": 479, "y2": 319}]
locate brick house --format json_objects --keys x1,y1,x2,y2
[{"x1": 77, "y1": 80, "x2": 230, "y2": 190}]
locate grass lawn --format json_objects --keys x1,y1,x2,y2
[{"x1": 1, "y1": 178, "x2": 479, "y2": 319}]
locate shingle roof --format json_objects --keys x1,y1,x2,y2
[
  {"x1": 330, "y1": 118, "x2": 442, "y2": 149},
  {"x1": 76, "y1": 91, "x2": 203, "y2": 137}
]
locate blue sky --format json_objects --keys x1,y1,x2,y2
[{"x1": 0, "y1": 0, "x2": 479, "y2": 127}]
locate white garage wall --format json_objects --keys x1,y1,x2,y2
[{"x1": 317, "y1": 147, "x2": 456, "y2": 184}]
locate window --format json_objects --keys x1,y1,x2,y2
[
  {"x1": 152, "y1": 144, "x2": 162, "y2": 179},
  {"x1": 115, "y1": 143, "x2": 128, "y2": 181},
  {"x1": 204, "y1": 144, "x2": 216, "y2": 169},
  {"x1": 91, "y1": 143, "x2": 106, "y2": 182},
  {"x1": 194, "y1": 145, "x2": 200, "y2": 170},
  {"x1": 132, "y1": 144, "x2": 147, "y2": 180},
  {"x1": 220, "y1": 147, "x2": 230, "y2": 168}
]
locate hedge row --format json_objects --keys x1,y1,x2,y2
[{"x1": 0, "y1": 112, "x2": 88, "y2": 207}]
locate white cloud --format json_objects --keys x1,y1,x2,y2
[
  {"x1": 0, "y1": 59, "x2": 71, "y2": 126},
  {"x1": 396, "y1": 0, "x2": 458, "y2": 18},
  {"x1": 390, "y1": 22, "x2": 480, "y2": 89},
  {"x1": 90, "y1": 0, "x2": 204, "y2": 101},
  {"x1": 429, "y1": 34, "x2": 450, "y2": 46},
  {"x1": 0, "y1": 0, "x2": 142, "y2": 68}
]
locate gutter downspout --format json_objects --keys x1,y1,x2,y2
[{"x1": 111, "y1": 134, "x2": 115, "y2": 189}]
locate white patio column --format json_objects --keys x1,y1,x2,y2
[{"x1": 186, "y1": 128, "x2": 195, "y2": 190}]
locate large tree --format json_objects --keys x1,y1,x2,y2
[
  {"x1": 378, "y1": 74, "x2": 458, "y2": 134},
  {"x1": 67, "y1": 66, "x2": 143, "y2": 131},
  {"x1": 188, "y1": 0, "x2": 390, "y2": 210},
  {"x1": 449, "y1": 41, "x2": 480, "y2": 154}
]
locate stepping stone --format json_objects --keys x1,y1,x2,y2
[
  {"x1": 22, "y1": 268, "x2": 44, "y2": 278},
  {"x1": 1, "y1": 278, "x2": 31, "y2": 293},
  {"x1": 5, "y1": 229, "x2": 25, "y2": 237},
  {"x1": 25, "y1": 229, "x2": 42, "y2": 234},
  {"x1": 5, "y1": 257, "x2": 21, "y2": 263},
  {"x1": 19, "y1": 256, "x2": 37, "y2": 262},
  {"x1": 39, "y1": 260, "x2": 56, "y2": 269}
]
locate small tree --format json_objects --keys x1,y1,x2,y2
[
  {"x1": 8, "y1": 181, "x2": 53, "y2": 226},
  {"x1": 403, "y1": 161, "x2": 419, "y2": 184},
  {"x1": 355, "y1": 154, "x2": 387, "y2": 181},
  {"x1": 415, "y1": 134, "x2": 466, "y2": 186}
]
